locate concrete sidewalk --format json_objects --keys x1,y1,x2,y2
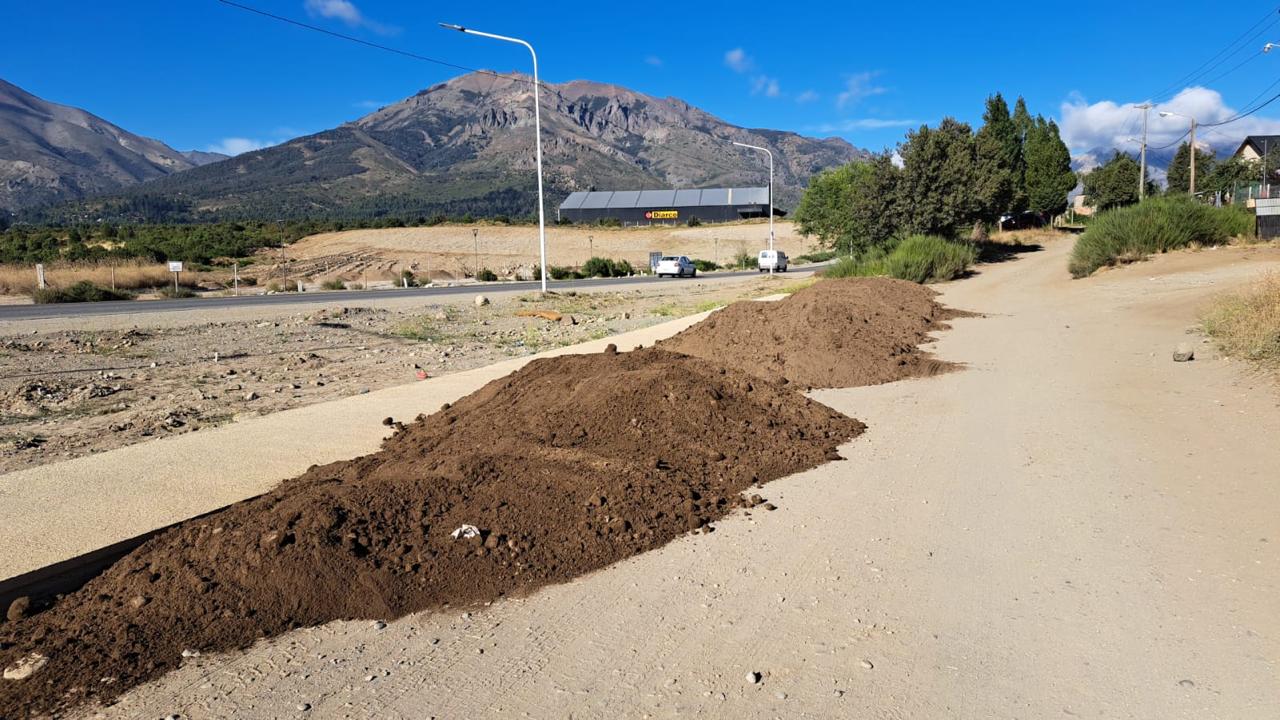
[{"x1": 0, "y1": 309, "x2": 716, "y2": 585}]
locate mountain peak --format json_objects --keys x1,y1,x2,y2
[{"x1": 0, "y1": 77, "x2": 197, "y2": 212}]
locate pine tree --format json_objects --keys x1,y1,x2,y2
[
  {"x1": 973, "y1": 93, "x2": 1021, "y2": 224},
  {"x1": 1024, "y1": 117, "x2": 1076, "y2": 219},
  {"x1": 1166, "y1": 142, "x2": 1217, "y2": 194}
]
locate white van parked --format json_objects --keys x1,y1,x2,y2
[{"x1": 757, "y1": 249, "x2": 788, "y2": 272}]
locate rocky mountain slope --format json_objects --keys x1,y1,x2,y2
[
  {"x1": 0, "y1": 79, "x2": 222, "y2": 213},
  {"x1": 102, "y1": 72, "x2": 867, "y2": 220}
]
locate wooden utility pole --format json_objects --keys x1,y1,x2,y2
[
  {"x1": 1189, "y1": 118, "x2": 1198, "y2": 195},
  {"x1": 1134, "y1": 103, "x2": 1153, "y2": 199}
]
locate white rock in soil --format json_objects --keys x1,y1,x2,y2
[
  {"x1": 860, "y1": 659, "x2": 875, "y2": 669},
  {"x1": 181, "y1": 648, "x2": 201, "y2": 658},
  {"x1": 746, "y1": 671, "x2": 761, "y2": 684},
  {"x1": 3, "y1": 653, "x2": 48, "y2": 680},
  {"x1": 474, "y1": 295, "x2": 490, "y2": 307},
  {"x1": 1173, "y1": 343, "x2": 1195, "y2": 362}
]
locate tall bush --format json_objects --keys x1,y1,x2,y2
[{"x1": 1069, "y1": 196, "x2": 1254, "y2": 277}]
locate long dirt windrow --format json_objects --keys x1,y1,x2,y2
[
  {"x1": 0, "y1": 346, "x2": 867, "y2": 718},
  {"x1": 661, "y1": 277, "x2": 970, "y2": 389}
]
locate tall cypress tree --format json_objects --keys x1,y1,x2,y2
[
  {"x1": 1166, "y1": 142, "x2": 1217, "y2": 194},
  {"x1": 1023, "y1": 117, "x2": 1076, "y2": 219},
  {"x1": 974, "y1": 93, "x2": 1021, "y2": 224},
  {"x1": 1010, "y1": 97, "x2": 1034, "y2": 211}
]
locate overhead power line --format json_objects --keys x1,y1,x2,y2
[{"x1": 1149, "y1": 6, "x2": 1280, "y2": 102}]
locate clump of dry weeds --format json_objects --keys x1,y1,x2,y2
[{"x1": 1203, "y1": 272, "x2": 1280, "y2": 366}]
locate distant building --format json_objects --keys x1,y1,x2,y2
[
  {"x1": 557, "y1": 187, "x2": 783, "y2": 226},
  {"x1": 1233, "y1": 135, "x2": 1280, "y2": 161}
]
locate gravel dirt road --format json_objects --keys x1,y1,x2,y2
[{"x1": 73, "y1": 238, "x2": 1280, "y2": 719}]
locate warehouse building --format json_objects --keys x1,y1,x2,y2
[{"x1": 557, "y1": 187, "x2": 782, "y2": 226}]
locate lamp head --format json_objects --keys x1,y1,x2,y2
[{"x1": 439, "y1": 22, "x2": 465, "y2": 32}]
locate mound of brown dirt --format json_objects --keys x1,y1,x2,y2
[
  {"x1": 660, "y1": 277, "x2": 968, "y2": 389},
  {"x1": 0, "y1": 348, "x2": 863, "y2": 718}
]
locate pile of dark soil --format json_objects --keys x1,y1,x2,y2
[
  {"x1": 0, "y1": 347, "x2": 863, "y2": 718},
  {"x1": 660, "y1": 277, "x2": 968, "y2": 389}
]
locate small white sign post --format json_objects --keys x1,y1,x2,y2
[
  {"x1": 35, "y1": 263, "x2": 46, "y2": 289},
  {"x1": 168, "y1": 261, "x2": 183, "y2": 293}
]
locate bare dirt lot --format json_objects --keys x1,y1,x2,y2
[
  {"x1": 0, "y1": 275, "x2": 794, "y2": 473},
  {"x1": 262, "y1": 220, "x2": 814, "y2": 282},
  {"x1": 43, "y1": 236, "x2": 1280, "y2": 720}
]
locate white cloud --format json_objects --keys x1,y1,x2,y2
[
  {"x1": 752, "y1": 75, "x2": 781, "y2": 98},
  {"x1": 1059, "y1": 86, "x2": 1280, "y2": 157},
  {"x1": 724, "y1": 48, "x2": 753, "y2": 73},
  {"x1": 205, "y1": 137, "x2": 272, "y2": 156},
  {"x1": 304, "y1": 0, "x2": 396, "y2": 35},
  {"x1": 836, "y1": 72, "x2": 887, "y2": 110},
  {"x1": 796, "y1": 90, "x2": 820, "y2": 104},
  {"x1": 808, "y1": 118, "x2": 919, "y2": 133},
  {"x1": 645, "y1": 55, "x2": 663, "y2": 67}
]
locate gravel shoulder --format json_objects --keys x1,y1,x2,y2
[
  {"x1": 0, "y1": 274, "x2": 796, "y2": 473},
  {"x1": 71, "y1": 238, "x2": 1280, "y2": 719}
]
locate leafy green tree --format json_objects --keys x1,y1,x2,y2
[
  {"x1": 1166, "y1": 142, "x2": 1217, "y2": 194},
  {"x1": 794, "y1": 153, "x2": 901, "y2": 255},
  {"x1": 974, "y1": 93, "x2": 1021, "y2": 224},
  {"x1": 1024, "y1": 117, "x2": 1076, "y2": 218},
  {"x1": 1082, "y1": 152, "x2": 1142, "y2": 211},
  {"x1": 897, "y1": 118, "x2": 979, "y2": 238},
  {"x1": 1203, "y1": 155, "x2": 1260, "y2": 195}
]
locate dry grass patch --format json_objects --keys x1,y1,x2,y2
[
  {"x1": 1203, "y1": 272, "x2": 1280, "y2": 366},
  {"x1": 0, "y1": 261, "x2": 224, "y2": 296}
]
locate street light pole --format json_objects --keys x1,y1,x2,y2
[
  {"x1": 1159, "y1": 110, "x2": 1199, "y2": 195},
  {"x1": 732, "y1": 141, "x2": 774, "y2": 253},
  {"x1": 441, "y1": 23, "x2": 548, "y2": 292}
]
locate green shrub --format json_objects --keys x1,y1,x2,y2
[
  {"x1": 883, "y1": 235, "x2": 977, "y2": 283},
  {"x1": 548, "y1": 265, "x2": 579, "y2": 280},
  {"x1": 796, "y1": 250, "x2": 839, "y2": 263},
  {"x1": 686, "y1": 215, "x2": 703, "y2": 227},
  {"x1": 821, "y1": 255, "x2": 886, "y2": 279},
  {"x1": 581, "y1": 257, "x2": 634, "y2": 278},
  {"x1": 1069, "y1": 196, "x2": 1255, "y2": 278},
  {"x1": 32, "y1": 281, "x2": 133, "y2": 304},
  {"x1": 732, "y1": 251, "x2": 755, "y2": 270},
  {"x1": 399, "y1": 269, "x2": 419, "y2": 287},
  {"x1": 596, "y1": 217, "x2": 623, "y2": 228},
  {"x1": 475, "y1": 268, "x2": 499, "y2": 282},
  {"x1": 820, "y1": 236, "x2": 974, "y2": 283},
  {"x1": 320, "y1": 278, "x2": 347, "y2": 290},
  {"x1": 158, "y1": 285, "x2": 198, "y2": 298},
  {"x1": 692, "y1": 259, "x2": 719, "y2": 272}
]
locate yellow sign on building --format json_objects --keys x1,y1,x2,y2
[{"x1": 645, "y1": 210, "x2": 679, "y2": 219}]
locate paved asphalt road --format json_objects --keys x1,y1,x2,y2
[{"x1": 0, "y1": 265, "x2": 823, "y2": 321}]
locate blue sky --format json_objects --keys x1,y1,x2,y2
[{"x1": 6, "y1": 0, "x2": 1280, "y2": 165}]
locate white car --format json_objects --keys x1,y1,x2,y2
[
  {"x1": 655, "y1": 255, "x2": 697, "y2": 278},
  {"x1": 757, "y1": 249, "x2": 788, "y2": 272}
]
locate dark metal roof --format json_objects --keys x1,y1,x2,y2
[
  {"x1": 1236, "y1": 135, "x2": 1280, "y2": 157},
  {"x1": 558, "y1": 187, "x2": 771, "y2": 210}
]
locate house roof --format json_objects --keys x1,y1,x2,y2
[{"x1": 1234, "y1": 135, "x2": 1280, "y2": 157}]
